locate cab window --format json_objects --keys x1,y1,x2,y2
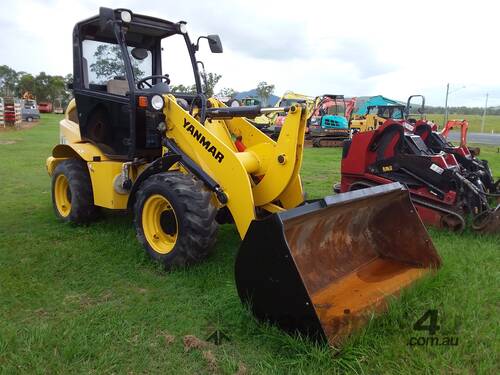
[
  {"x1": 81, "y1": 39, "x2": 152, "y2": 94},
  {"x1": 161, "y1": 34, "x2": 196, "y2": 93}
]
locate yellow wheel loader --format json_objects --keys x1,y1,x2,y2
[
  {"x1": 350, "y1": 104, "x2": 406, "y2": 133},
  {"x1": 46, "y1": 8, "x2": 441, "y2": 346}
]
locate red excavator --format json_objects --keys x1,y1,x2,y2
[{"x1": 339, "y1": 120, "x2": 499, "y2": 233}]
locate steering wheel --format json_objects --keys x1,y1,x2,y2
[{"x1": 137, "y1": 74, "x2": 170, "y2": 90}]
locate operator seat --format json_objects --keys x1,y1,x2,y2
[
  {"x1": 372, "y1": 123, "x2": 404, "y2": 161},
  {"x1": 107, "y1": 79, "x2": 129, "y2": 96},
  {"x1": 414, "y1": 123, "x2": 433, "y2": 146}
]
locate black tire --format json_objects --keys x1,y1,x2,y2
[
  {"x1": 134, "y1": 172, "x2": 218, "y2": 269},
  {"x1": 51, "y1": 159, "x2": 98, "y2": 224},
  {"x1": 26, "y1": 116, "x2": 33, "y2": 122}
]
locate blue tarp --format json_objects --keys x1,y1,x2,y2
[{"x1": 354, "y1": 95, "x2": 403, "y2": 115}]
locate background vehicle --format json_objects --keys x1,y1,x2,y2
[
  {"x1": 38, "y1": 102, "x2": 53, "y2": 113},
  {"x1": 414, "y1": 119, "x2": 499, "y2": 210},
  {"x1": 21, "y1": 93, "x2": 40, "y2": 122},
  {"x1": 350, "y1": 95, "x2": 405, "y2": 133},
  {"x1": 53, "y1": 98, "x2": 64, "y2": 114},
  {"x1": 339, "y1": 120, "x2": 499, "y2": 233},
  {"x1": 45, "y1": 7, "x2": 441, "y2": 346},
  {"x1": 309, "y1": 95, "x2": 356, "y2": 147},
  {"x1": 271, "y1": 91, "x2": 316, "y2": 139}
]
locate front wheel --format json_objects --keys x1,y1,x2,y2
[
  {"x1": 134, "y1": 172, "x2": 218, "y2": 269},
  {"x1": 51, "y1": 159, "x2": 98, "y2": 223}
]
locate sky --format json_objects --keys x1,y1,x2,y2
[{"x1": 0, "y1": 0, "x2": 498, "y2": 107}]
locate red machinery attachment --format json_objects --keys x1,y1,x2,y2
[{"x1": 339, "y1": 120, "x2": 499, "y2": 233}]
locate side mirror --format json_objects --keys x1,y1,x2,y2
[
  {"x1": 207, "y1": 34, "x2": 223, "y2": 53},
  {"x1": 99, "y1": 7, "x2": 115, "y2": 31},
  {"x1": 131, "y1": 47, "x2": 149, "y2": 60}
]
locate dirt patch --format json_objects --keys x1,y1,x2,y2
[
  {"x1": 0, "y1": 140, "x2": 17, "y2": 145},
  {"x1": 202, "y1": 350, "x2": 218, "y2": 374},
  {"x1": 163, "y1": 333, "x2": 176, "y2": 346},
  {"x1": 0, "y1": 121, "x2": 40, "y2": 132},
  {"x1": 235, "y1": 363, "x2": 248, "y2": 375},
  {"x1": 183, "y1": 335, "x2": 210, "y2": 352},
  {"x1": 63, "y1": 291, "x2": 113, "y2": 309}
]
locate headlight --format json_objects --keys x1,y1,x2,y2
[
  {"x1": 150, "y1": 95, "x2": 164, "y2": 110},
  {"x1": 178, "y1": 23, "x2": 187, "y2": 34}
]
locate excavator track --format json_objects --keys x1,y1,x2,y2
[
  {"x1": 410, "y1": 195, "x2": 466, "y2": 231},
  {"x1": 312, "y1": 137, "x2": 348, "y2": 148}
]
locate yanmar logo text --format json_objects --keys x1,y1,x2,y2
[{"x1": 183, "y1": 119, "x2": 224, "y2": 163}]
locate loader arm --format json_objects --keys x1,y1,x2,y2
[{"x1": 162, "y1": 95, "x2": 307, "y2": 238}]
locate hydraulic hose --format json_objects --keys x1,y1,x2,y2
[{"x1": 477, "y1": 190, "x2": 500, "y2": 197}]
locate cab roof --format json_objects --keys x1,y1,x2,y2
[{"x1": 74, "y1": 9, "x2": 182, "y2": 47}]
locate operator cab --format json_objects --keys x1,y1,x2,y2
[
  {"x1": 367, "y1": 105, "x2": 406, "y2": 120},
  {"x1": 71, "y1": 8, "x2": 222, "y2": 159}
]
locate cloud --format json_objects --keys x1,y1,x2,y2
[
  {"x1": 328, "y1": 38, "x2": 397, "y2": 79},
  {"x1": 141, "y1": 1, "x2": 310, "y2": 60},
  {"x1": 1, "y1": 0, "x2": 500, "y2": 107}
]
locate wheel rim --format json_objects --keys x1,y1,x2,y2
[
  {"x1": 54, "y1": 174, "x2": 71, "y2": 217},
  {"x1": 142, "y1": 194, "x2": 178, "y2": 254}
]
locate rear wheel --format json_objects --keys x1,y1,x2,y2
[
  {"x1": 134, "y1": 172, "x2": 218, "y2": 269},
  {"x1": 51, "y1": 159, "x2": 98, "y2": 223}
]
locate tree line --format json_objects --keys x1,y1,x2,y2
[
  {"x1": 0, "y1": 65, "x2": 73, "y2": 105},
  {"x1": 426, "y1": 106, "x2": 500, "y2": 116},
  {"x1": 2, "y1": 64, "x2": 497, "y2": 114}
]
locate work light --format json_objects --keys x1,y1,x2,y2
[{"x1": 120, "y1": 10, "x2": 132, "y2": 23}]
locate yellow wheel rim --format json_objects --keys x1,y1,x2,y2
[
  {"x1": 54, "y1": 174, "x2": 71, "y2": 217},
  {"x1": 142, "y1": 194, "x2": 178, "y2": 254}
]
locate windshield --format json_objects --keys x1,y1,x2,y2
[
  {"x1": 368, "y1": 106, "x2": 404, "y2": 119},
  {"x1": 324, "y1": 102, "x2": 345, "y2": 116},
  {"x1": 23, "y1": 100, "x2": 36, "y2": 109},
  {"x1": 82, "y1": 39, "x2": 152, "y2": 85},
  {"x1": 162, "y1": 34, "x2": 197, "y2": 93}
]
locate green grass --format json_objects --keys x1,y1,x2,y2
[
  {"x1": 426, "y1": 113, "x2": 500, "y2": 134},
  {"x1": 0, "y1": 114, "x2": 499, "y2": 374}
]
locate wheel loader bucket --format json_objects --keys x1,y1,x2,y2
[{"x1": 235, "y1": 182, "x2": 441, "y2": 346}]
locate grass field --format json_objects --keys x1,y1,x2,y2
[
  {"x1": 426, "y1": 113, "x2": 500, "y2": 134},
  {"x1": 0, "y1": 114, "x2": 499, "y2": 374}
]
